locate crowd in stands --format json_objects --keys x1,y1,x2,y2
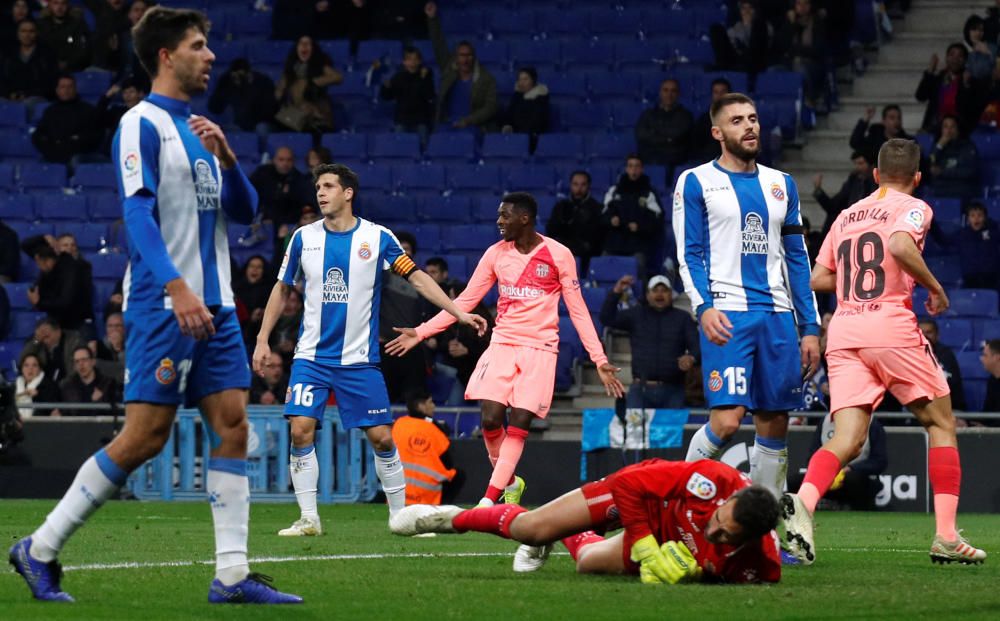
[{"x1": 3, "y1": 0, "x2": 999, "y2": 421}]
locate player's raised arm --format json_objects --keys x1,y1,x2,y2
[{"x1": 189, "y1": 115, "x2": 258, "y2": 225}]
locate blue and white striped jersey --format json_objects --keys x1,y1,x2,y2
[
  {"x1": 113, "y1": 94, "x2": 244, "y2": 311},
  {"x1": 673, "y1": 161, "x2": 819, "y2": 334},
  {"x1": 278, "y1": 217, "x2": 417, "y2": 366}
]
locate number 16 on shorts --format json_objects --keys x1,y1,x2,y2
[{"x1": 290, "y1": 383, "x2": 315, "y2": 406}]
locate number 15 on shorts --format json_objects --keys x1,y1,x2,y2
[{"x1": 722, "y1": 367, "x2": 747, "y2": 395}]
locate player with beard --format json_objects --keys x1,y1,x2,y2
[{"x1": 672, "y1": 93, "x2": 821, "y2": 512}]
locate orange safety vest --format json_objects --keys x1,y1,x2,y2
[{"x1": 391, "y1": 416, "x2": 457, "y2": 505}]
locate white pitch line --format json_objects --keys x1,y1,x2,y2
[{"x1": 56, "y1": 547, "x2": 927, "y2": 573}]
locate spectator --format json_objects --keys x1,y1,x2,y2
[
  {"x1": 274, "y1": 35, "x2": 342, "y2": 132},
  {"x1": 963, "y1": 15, "x2": 996, "y2": 81},
  {"x1": 599, "y1": 274, "x2": 699, "y2": 409},
  {"x1": 500, "y1": 66, "x2": 550, "y2": 150},
  {"x1": 918, "y1": 319, "x2": 965, "y2": 411},
  {"x1": 14, "y1": 352, "x2": 60, "y2": 418},
  {"x1": 208, "y1": 58, "x2": 278, "y2": 134},
  {"x1": 546, "y1": 170, "x2": 605, "y2": 273},
  {"x1": 0, "y1": 217, "x2": 19, "y2": 283},
  {"x1": 689, "y1": 78, "x2": 731, "y2": 163},
  {"x1": 94, "y1": 310, "x2": 124, "y2": 383},
  {"x1": 306, "y1": 146, "x2": 332, "y2": 169},
  {"x1": 426, "y1": 281, "x2": 492, "y2": 401},
  {"x1": 635, "y1": 78, "x2": 694, "y2": 169},
  {"x1": 58, "y1": 345, "x2": 119, "y2": 416},
  {"x1": 391, "y1": 392, "x2": 460, "y2": 505},
  {"x1": 773, "y1": 0, "x2": 830, "y2": 108},
  {"x1": 915, "y1": 43, "x2": 987, "y2": 135},
  {"x1": 250, "y1": 352, "x2": 288, "y2": 406},
  {"x1": 234, "y1": 255, "x2": 271, "y2": 332},
  {"x1": 115, "y1": 0, "x2": 150, "y2": 92},
  {"x1": 84, "y1": 0, "x2": 129, "y2": 72},
  {"x1": 380, "y1": 230, "x2": 428, "y2": 403},
  {"x1": 55, "y1": 232, "x2": 83, "y2": 262},
  {"x1": 31, "y1": 74, "x2": 103, "y2": 164},
  {"x1": 1, "y1": 19, "x2": 57, "y2": 102},
  {"x1": 37, "y1": 0, "x2": 90, "y2": 73},
  {"x1": 812, "y1": 152, "x2": 877, "y2": 235},
  {"x1": 929, "y1": 114, "x2": 979, "y2": 200},
  {"x1": 423, "y1": 257, "x2": 455, "y2": 290},
  {"x1": 96, "y1": 76, "x2": 144, "y2": 153},
  {"x1": 378, "y1": 45, "x2": 435, "y2": 146},
  {"x1": 277, "y1": 205, "x2": 321, "y2": 256},
  {"x1": 2, "y1": 0, "x2": 33, "y2": 43},
  {"x1": 849, "y1": 104, "x2": 913, "y2": 166},
  {"x1": 602, "y1": 155, "x2": 664, "y2": 280},
  {"x1": 981, "y1": 339, "x2": 1000, "y2": 413},
  {"x1": 710, "y1": 0, "x2": 774, "y2": 75},
  {"x1": 251, "y1": 146, "x2": 314, "y2": 238},
  {"x1": 0, "y1": 284, "x2": 7, "y2": 341},
  {"x1": 270, "y1": 287, "x2": 303, "y2": 359},
  {"x1": 19, "y1": 316, "x2": 83, "y2": 383},
  {"x1": 986, "y1": 0, "x2": 1000, "y2": 43},
  {"x1": 956, "y1": 200, "x2": 1000, "y2": 290},
  {"x1": 425, "y1": 2, "x2": 498, "y2": 132},
  {"x1": 20, "y1": 236, "x2": 93, "y2": 330}
]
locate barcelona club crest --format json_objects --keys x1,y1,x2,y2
[
  {"x1": 707, "y1": 370, "x2": 723, "y2": 392},
  {"x1": 358, "y1": 241, "x2": 372, "y2": 260},
  {"x1": 156, "y1": 358, "x2": 177, "y2": 385},
  {"x1": 535, "y1": 263, "x2": 549, "y2": 278},
  {"x1": 770, "y1": 182, "x2": 785, "y2": 201}
]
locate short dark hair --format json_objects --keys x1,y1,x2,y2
[
  {"x1": 946, "y1": 42, "x2": 968, "y2": 59},
  {"x1": 967, "y1": 200, "x2": 987, "y2": 215},
  {"x1": 877, "y1": 138, "x2": 921, "y2": 181},
  {"x1": 456, "y1": 40, "x2": 476, "y2": 55},
  {"x1": 570, "y1": 170, "x2": 591, "y2": 184},
  {"x1": 35, "y1": 316, "x2": 60, "y2": 331},
  {"x1": 518, "y1": 66, "x2": 538, "y2": 85},
  {"x1": 309, "y1": 146, "x2": 333, "y2": 165},
  {"x1": 405, "y1": 392, "x2": 432, "y2": 416},
  {"x1": 881, "y1": 104, "x2": 901, "y2": 119},
  {"x1": 132, "y1": 6, "x2": 211, "y2": 78},
  {"x1": 56, "y1": 73, "x2": 75, "y2": 85},
  {"x1": 731, "y1": 486, "x2": 780, "y2": 540},
  {"x1": 56, "y1": 232, "x2": 76, "y2": 241},
  {"x1": 625, "y1": 153, "x2": 642, "y2": 164},
  {"x1": 34, "y1": 244, "x2": 57, "y2": 261},
  {"x1": 986, "y1": 339, "x2": 1000, "y2": 355},
  {"x1": 402, "y1": 45, "x2": 422, "y2": 59},
  {"x1": 710, "y1": 77, "x2": 732, "y2": 92},
  {"x1": 501, "y1": 192, "x2": 538, "y2": 221},
  {"x1": 312, "y1": 163, "x2": 359, "y2": 200},
  {"x1": 395, "y1": 231, "x2": 417, "y2": 253},
  {"x1": 72, "y1": 345, "x2": 93, "y2": 359},
  {"x1": 850, "y1": 151, "x2": 870, "y2": 164},
  {"x1": 964, "y1": 15, "x2": 986, "y2": 47},
  {"x1": 918, "y1": 318, "x2": 938, "y2": 331},
  {"x1": 709, "y1": 92, "x2": 756, "y2": 124},
  {"x1": 425, "y1": 257, "x2": 449, "y2": 272}
]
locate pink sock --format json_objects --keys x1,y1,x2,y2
[
  {"x1": 929, "y1": 446, "x2": 961, "y2": 540},
  {"x1": 487, "y1": 427, "x2": 528, "y2": 494},
  {"x1": 452, "y1": 504, "x2": 527, "y2": 538},
  {"x1": 562, "y1": 531, "x2": 605, "y2": 560},
  {"x1": 799, "y1": 449, "x2": 843, "y2": 514},
  {"x1": 482, "y1": 427, "x2": 506, "y2": 468}
]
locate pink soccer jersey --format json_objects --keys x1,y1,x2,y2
[
  {"x1": 415, "y1": 235, "x2": 609, "y2": 367},
  {"x1": 816, "y1": 186, "x2": 933, "y2": 352}
]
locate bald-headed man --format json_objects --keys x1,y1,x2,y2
[{"x1": 250, "y1": 146, "x2": 314, "y2": 229}]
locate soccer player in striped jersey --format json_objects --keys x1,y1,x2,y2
[
  {"x1": 673, "y1": 93, "x2": 821, "y2": 499},
  {"x1": 9, "y1": 7, "x2": 301, "y2": 604},
  {"x1": 253, "y1": 163, "x2": 487, "y2": 536}
]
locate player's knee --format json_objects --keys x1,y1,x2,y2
[
  {"x1": 290, "y1": 425, "x2": 315, "y2": 447},
  {"x1": 217, "y1": 417, "x2": 249, "y2": 450},
  {"x1": 366, "y1": 426, "x2": 394, "y2": 453},
  {"x1": 510, "y1": 514, "x2": 548, "y2": 546},
  {"x1": 714, "y1": 417, "x2": 740, "y2": 440}
]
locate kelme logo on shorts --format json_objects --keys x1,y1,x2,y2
[
  {"x1": 708, "y1": 370, "x2": 723, "y2": 392},
  {"x1": 156, "y1": 358, "x2": 176, "y2": 385}
]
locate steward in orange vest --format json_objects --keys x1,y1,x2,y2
[{"x1": 392, "y1": 394, "x2": 457, "y2": 505}]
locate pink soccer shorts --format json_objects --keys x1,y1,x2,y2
[
  {"x1": 465, "y1": 342, "x2": 557, "y2": 417},
  {"x1": 826, "y1": 346, "x2": 951, "y2": 413}
]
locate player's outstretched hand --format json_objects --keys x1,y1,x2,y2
[
  {"x1": 800, "y1": 335, "x2": 820, "y2": 380},
  {"x1": 926, "y1": 288, "x2": 949, "y2": 316},
  {"x1": 166, "y1": 278, "x2": 215, "y2": 341},
  {"x1": 597, "y1": 363, "x2": 625, "y2": 398},
  {"x1": 457, "y1": 312, "x2": 488, "y2": 337},
  {"x1": 188, "y1": 115, "x2": 237, "y2": 168},
  {"x1": 252, "y1": 341, "x2": 271, "y2": 377},
  {"x1": 700, "y1": 308, "x2": 733, "y2": 345},
  {"x1": 386, "y1": 327, "x2": 422, "y2": 356}
]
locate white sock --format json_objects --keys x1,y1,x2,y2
[
  {"x1": 374, "y1": 448, "x2": 406, "y2": 515},
  {"x1": 749, "y1": 436, "x2": 788, "y2": 498},
  {"x1": 31, "y1": 449, "x2": 126, "y2": 562},
  {"x1": 290, "y1": 445, "x2": 319, "y2": 520},
  {"x1": 207, "y1": 458, "x2": 250, "y2": 586},
  {"x1": 685, "y1": 424, "x2": 725, "y2": 462}
]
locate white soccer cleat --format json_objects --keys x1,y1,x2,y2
[
  {"x1": 477, "y1": 498, "x2": 495, "y2": 508},
  {"x1": 930, "y1": 532, "x2": 987, "y2": 565},
  {"x1": 389, "y1": 505, "x2": 463, "y2": 536},
  {"x1": 277, "y1": 516, "x2": 322, "y2": 537},
  {"x1": 512, "y1": 544, "x2": 553, "y2": 573},
  {"x1": 781, "y1": 494, "x2": 815, "y2": 565}
]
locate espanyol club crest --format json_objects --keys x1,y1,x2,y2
[
  {"x1": 358, "y1": 241, "x2": 372, "y2": 260},
  {"x1": 156, "y1": 358, "x2": 176, "y2": 385},
  {"x1": 708, "y1": 370, "x2": 723, "y2": 392},
  {"x1": 536, "y1": 263, "x2": 549, "y2": 278},
  {"x1": 686, "y1": 472, "x2": 717, "y2": 500},
  {"x1": 770, "y1": 182, "x2": 785, "y2": 201}
]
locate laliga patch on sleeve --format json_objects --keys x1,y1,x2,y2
[
  {"x1": 686, "y1": 472, "x2": 717, "y2": 500},
  {"x1": 904, "y1": 208, "x2": 925, "y2": 231}
]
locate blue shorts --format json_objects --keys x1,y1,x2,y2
[
  {"x1": 700, "y1": 311, "x2": 802, "y2": 412},
  {"x1": 284, "y1": 359, "x2": 392, "y2": 430},
  {"x1": 124, "y1": 307, "x2": 251, "y2": 407}
]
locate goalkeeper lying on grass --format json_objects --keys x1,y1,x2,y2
[{"x1": 392, "y1": 459, "x2": 782, "y2": 584}]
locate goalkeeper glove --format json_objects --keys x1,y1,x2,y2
[{"x1": 630, "y1": 535, "x2": 702, "y2": 584}]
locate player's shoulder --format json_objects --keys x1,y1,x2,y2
[
  {"x1": 685, "y1": 459, "x2": 746, "y2": 500},
  {"x1": 757, "y1": 163, "x2": 798, "y2": 190},
  {"x1": 676, "y1": 161, "x2": 717, "y2": 186},
  {"x1": 540, "y1": 234, "x2": 572, "y2": 258}
]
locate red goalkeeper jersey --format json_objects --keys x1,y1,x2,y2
[{"x1": 603, "y1": 459, "x2": 782, "y2": 584}]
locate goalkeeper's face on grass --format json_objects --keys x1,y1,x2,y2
[
  {"x1": 170, "y1": 27, "x2": 215, "y2": 96},
  {"x1": 705, "y1": 498, "x2": 744, "y2": 545}
]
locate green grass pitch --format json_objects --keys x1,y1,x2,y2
[{"x1": 2, "y1": 500, "x2": 1000, "y2": 620}]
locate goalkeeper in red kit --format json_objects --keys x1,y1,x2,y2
[{"x1": 391, "y1": 459, "x2": 782, "y2": 584}]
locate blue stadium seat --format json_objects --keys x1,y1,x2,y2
[
  {"x1": 925, "y1": 255, "x2": 962, "y2": 287},
  {"x1": 557, "y1": 102, "x2": 611, "y2": 130},
  {"x1": 412, "y1": 223, "x2": 442, "y2": 252},
  {"x1": 755, "y1": 70, "x2": 804, "y2": 100},
  {"x1": 320, "y1": 41, "x2": 352, "y2": 65},
  {"x1": 73, "y1": 163, "x2": 117, "y2": 191},
  {"x1": 0, "y1": 163, "x2": 15, "y2": 190},
  {"x1": 589, "y1": 255, "x2": 637, "y2": 284},
  {"x1": 88, "y1": 252, "x2": 129, "y2": 281},
  {"x1": 426, "y1": 370, "x2": 456, "y2": 405},
  {"x1": 0, "y1": 129, "x2": 34, "y2": 162},
  {"x1": 448, "y1": 164, "x2": 502, "y2": 190},
  {"x1": 581, "y1": 286, "x2": 607, "y2": 314},
  {"x1": 0, "y1": 101, "x2": 27, "y2": 128},
  {"x1": 267, "y1": 132, "x2": 314, "y2": 159},
  {"x1": 558, "y1": 316, "x2": 582, "y2": 355},
  {"x1": 73, "y1": 71, "x2": 113, "y2": 100},
  {"x1": 510, "y1": 40, "x2": 560, "y2": 67},
  {"x1": 559, "y1": 38, "x2": 614, "y2": 69},
  {"x1": 555, "y1": 344, "x2": 576, "y2": 392},
  {"x1": 19, "y1": 163, "x2": 66, "y2": 190},
  {"x1": 228, "y1": 12, "x2": 270, "y2": 37},
  {"x1": 964, "y1": 378, "x2": 987, "y2": 411},
  {"x1": 355, "y1": 40, "x2": 402, "y2": 66},
  {"x1": 481, "y1": 133, "x2": 531, "y2": 162},
  {"x1": 88, "y1": 193, "x2": 120, "y2": 221},
  {"x1": 589, "y1": 9, "x2": 642, "y2": 34},
  {"x1": 4, "y1": 282, "x2": 31, "y2": 310},
  {"x1": 440, "y1": 224, "x2": 498, "y2": 251},
  {"x1": 474, "y1": 40, "x2": 510, "y2": 68},
  {"x1": 536, "y1": 8, "x2": 588, "y2": 39},
  {"x1": 394, "y1": 163, "x2": 447, "y2": 192},
  {"x1": 439, "y1": 8, "x2": 484, "y2": 37},
  {"x1": 455, "y1": 411, "x2": 480, "y2": 438},
  {"x1": 321, "y1": 133, "x2": 369, "y2": 161},
  {"x1": 698, "y1": 71, "x2": 751, "y2": 96},
  {"x1": 0, "y1": 341, "x2": 20, "y2": 379},
  {"x1": 672, "y1": 40, "x2": 715, "y2": 66},
  {"x1": 587, "y1": 133, "x2": 634, "y2": 162},
  {"x1": 93, "y1": 279, "x2": 117, "y2": 311},
  {"x1": 640, "y1": 8, "x2": 692, "y2": 37},
  {"x1": 361, "y1": 194, "x2": 415, "y2": 224},
  {"x1": 0, "y1": 193, "x2": 33, "y2": 220},
  {"x1": 228, "y1": 132, "x2": 261, "y2": 160},
  {"x1": 8, "y1": 220, "x2": 53, "y2": 241},
  {"x1": 470, "y1": 197, "x2": 502, "y2": 224},
  {"x1": 425, "y1": 133, "x2": 475, "y2": 163},
  {"x1": 615, "y1": 41, "x2": 669, "y2": 71},
  {"x1": 245, "y1": 40, "x2": 288, "y2": 66},
  {"x1": 971, "y1": 131, "x2": 1000, "y2": 161},
  {"x1": 587, "y1": 71, "x2": 643, "y2": 99},
  {"x1": 434, "y1": 254, "x2": 469, "y2": 281},
  {"x1": 487, "y1": 10, "x2": 534, "y2": 36},
  {"x1": 72, "y1": 222, "x2": 110, "y2": 253},
  {"x1": 912, "y1": 287, "x2": 930, "y2": 317},
  {"x1": 506, "y1": 166, "x2": 556, "y2": 193},
  {"x1": 419, "y1": 196, "x2": 471, "y2": 224},
  {"x1": 370, "y1": 132, "x2": 421, "y2": 162},
  {"x1": 534, "y1": 133, "x2": 585, "y2": 164},
  {"x1": 353, "y1": 163, "x2": 393, "y2": 192},
  {"x1": 36, "y1": 193, "x2": 88, "y2": 221},
  {"x1": 974, "y1": 318, "x2": 1000, "y2": 344},
  {"x1": 11, "y1": 311, "x2": 45, "y2": 340},
  {"x1": 949, "y1": 289, "x2": 999, "y2": 318},
  {"x1": 756, "y1": 100, "x2": 798, "y2": 139},
  {"x1": 927, "y1": 197, "x2": 962, "y2": 224},
  {"x1": 936, "y1": 318, "x2": 975, "y2": 351},
  {"x1": 546, "y1": 74, "x2": 587, "y2": 101},
  {"x1": 957, "y1": 351, "x2": 989, "y2": 380},
  {"x1": 213, "y1": 41, "x2": 247, "y2": 67}
]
